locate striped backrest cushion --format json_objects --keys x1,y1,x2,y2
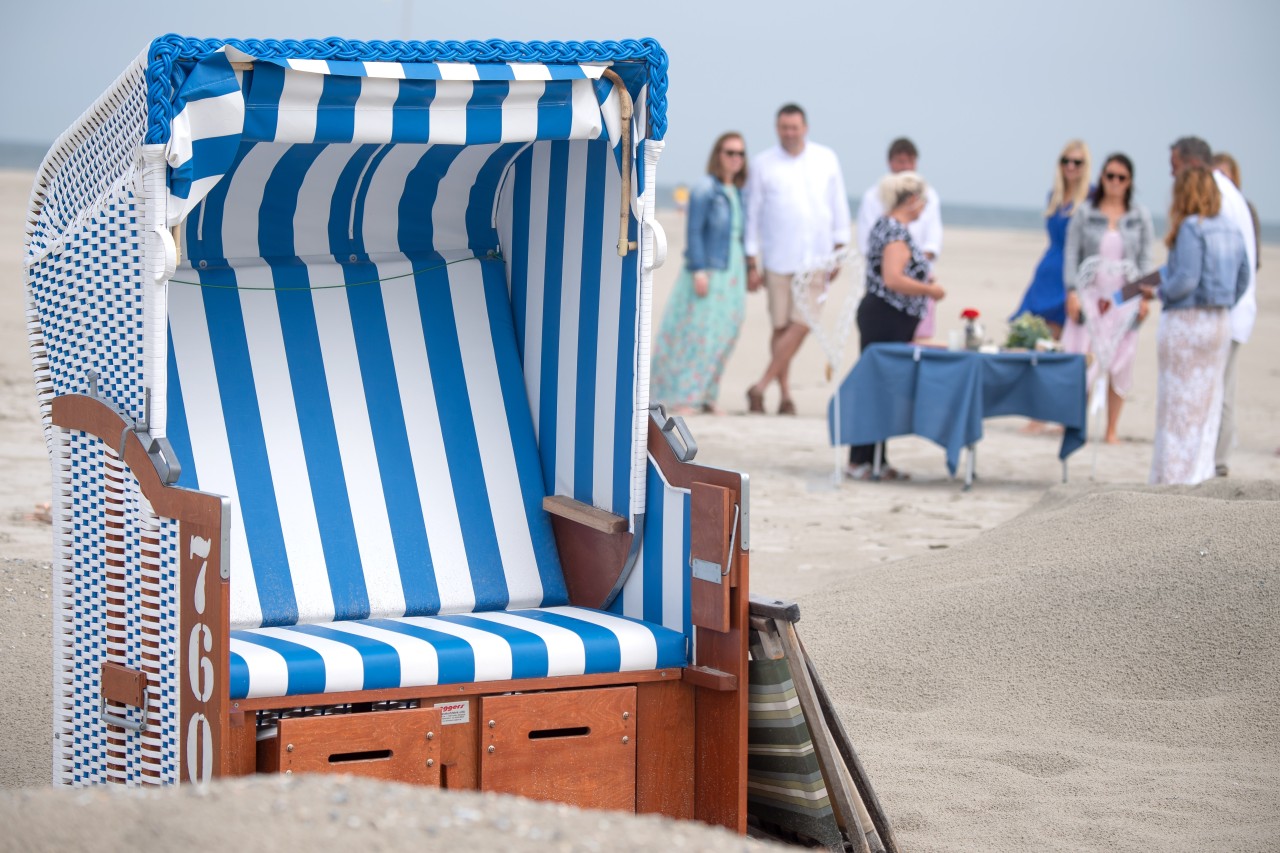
[{"x1": 167, "y1": 255, "x2": 568, "y2": 628}]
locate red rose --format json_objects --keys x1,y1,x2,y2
[{"x1": 961, "y1": 308, "x2": 980, "y2": 320}]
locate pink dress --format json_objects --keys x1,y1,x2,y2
[{"x1": 1060, "y1": 229, "x2": 1140, "y2": 397}]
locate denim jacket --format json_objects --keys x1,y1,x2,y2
[
  {"x1": 1159, "y1": 215, "x2": 1250, "y2": 310},
  {"x1": 684, "y1": 176, "x2": 739, "y2": 272},
  {"x1": 1064, "y1": 201, "x2": 1154, "y2": 290}
]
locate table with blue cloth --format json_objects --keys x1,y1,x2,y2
[{"x1": 827, "y1": 343, "x2": 1088, "y2": 487}]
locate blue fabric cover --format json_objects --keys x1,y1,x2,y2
[
  {"x1": 828, "y1": 343, "x2": 1087, "y2": 474},
  {"x1": 228, "y1": 605, "x2": 687, "y2": 699}
]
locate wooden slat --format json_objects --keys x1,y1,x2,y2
[
  {"x1": 690, "y1": 482, "x2": 734, "y2": 632},
  {"x1": 648, "y1": 417, "x2": 749, "y2": 833},
  {"x1": 481, "y1": 687, "x2": 636, "y2": 812},
  {"x1": 775, "y1": 619, "x2": 872, "y2": 853},
  {"x1": 180, "y1": 514, "x2": 232, "y2": 784},
  {"x1": 231, "y1": 667, "x2": 683, "y2": 713},
  {"x1": 51, "y1": 394, "x2": 223, "y2": 525},
  {"x1": 682, "y1": 665, "x2": 737, "y2": 692},
  {"x1": 542, "y1": 495, "x2": 627, "y2": 534},
  {"x1": 273, "y1": 707, "x2": 443, "y2": 785},
  {"x1": 226, "y1": 711, "x2": 258, "y2": 777},
  {"x1": 636, "y1": 681, "x2": 695, "y2": 819}
]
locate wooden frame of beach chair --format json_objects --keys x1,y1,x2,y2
[{"x1": 25, "y1": 35, "x2": 753, "y2": 831}]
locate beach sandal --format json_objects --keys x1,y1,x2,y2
[
  {"x1": 845, "y1": 463, "x2": 873, "y2": 480},
  {"x1": 777, "y1": 398, "x2": 797, "y2": 416},
  {"x1": 880, "y1": 466, "x2": 911, "y2": 481},
  {"x1": 746, "y1": 387, "x2": 765, "y2": 414}
]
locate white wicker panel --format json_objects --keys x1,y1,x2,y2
[
  {"x1": 50, "y1": 427, "x2": 74, "y2": 785},
  {"x1": 26, "y1": 53, "x2": 147, "y2": 264},
  {"x1": 27, "y1": 188, "x2": 147, "y2": 424},
  {"x1": 66, "y1": 432, "x2": 109, "y2": 786}
]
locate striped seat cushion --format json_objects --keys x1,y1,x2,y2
[
  {"x1": 228, "y1": 606, "x2": 686, "y2": 700},
  {"x1": 168, "y1": 255, "x2": 568, "y2": 628}
]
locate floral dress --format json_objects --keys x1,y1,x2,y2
[{"x1": 650, "y1": 185, "x2": 747, "y2": 409}]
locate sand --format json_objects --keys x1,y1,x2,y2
[{"x1": 1, "y1": 167, "x2": 1278, "y2": 850}]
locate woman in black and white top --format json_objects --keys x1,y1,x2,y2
[{"x1": 848, "y1": 171, "x2": 947, "y2": 480}]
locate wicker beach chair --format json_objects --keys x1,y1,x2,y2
[{"x1": 25, "y1": 35, "x2": 752, "y2": 829}]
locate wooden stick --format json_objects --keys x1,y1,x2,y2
[
  {"x1": 798, "y1": 633, "x2": 901, "y2": 853},
  {"x1": 773, "y1": 618, "x2": 871, "y2": 853}
]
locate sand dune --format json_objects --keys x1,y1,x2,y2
[{"x1": 804, "y1": 480, "x2": 1280, "y2": 852}]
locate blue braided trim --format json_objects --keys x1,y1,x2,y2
[{"x1": 145, "y1": 35, "x2": 669, "y2": 144}]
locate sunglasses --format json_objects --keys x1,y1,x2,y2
[
  {"x1": 1103, "y1": 172, "x2": 1130, "y2": 182},
  {"x1": 1060, "y1": 157, "x2": 1084, "y2": 167},
  {"x1": 722, "y1": 150, "x2": 746, "y2": 158}
]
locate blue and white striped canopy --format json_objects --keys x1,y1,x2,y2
[{"x1": 165, "y1": 46, "x2": 631, "y2": 226}]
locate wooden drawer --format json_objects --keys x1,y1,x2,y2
[
  {"x1": 480, "y1": 686, "x2": 636, "y2": 811},
  {"x1": 258, "y1": 707, "x2": 442, "y2": 785}
]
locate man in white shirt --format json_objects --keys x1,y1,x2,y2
[
  {"x1": 1170, "y1": 137, "x2": 1257, "y2": 476},
  {"x1": 744, "y1": 104, "x2": 851, "y2": 415},
  {"x1": 856, "y1": 138, "x2": 942, "y2": 340},
  {"x1": 855, "y1": 137, "x2": 943, "y2": 263}
]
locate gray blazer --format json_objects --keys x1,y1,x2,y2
[{"x1": 1063, "y1": 201, "x2": 1155, "y2": 291}]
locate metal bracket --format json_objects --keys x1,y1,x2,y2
[
  {"x1": 101, "y1": 690, "x2": 149, "y2": 733},
  {"x1": 650, "y1": 404, "x2": 697, "y2": 463}
]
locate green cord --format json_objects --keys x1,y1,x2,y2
[{"x1": 167, "y1": 253, "x2": 501, "y2": 291}]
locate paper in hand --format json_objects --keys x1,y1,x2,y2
[{"x1": 1117, "y1": 271, "x2": 1160, "y2": 303}]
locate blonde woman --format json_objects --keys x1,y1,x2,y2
[
  {"x1": 1010, "y1": 140, "x2": 1092, "y2": 335},
  {"x1": 1142, "y1": 166, "x2": 1249, "y2": 484},
  {"x1": 847, "y1": 172, "x2": 946, "y2": 480}
]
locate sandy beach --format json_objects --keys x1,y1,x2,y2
[{"x1": 1, "y1": 166, "x2": 1277, "y2": 851}]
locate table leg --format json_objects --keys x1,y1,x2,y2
[
  {"x1": 872, "y1": 443, "x2": 883, "y2": 482},
  {"x1": 1062, "y1": 459, "x2": 1069, "y2": 484},
  {"x1": 963, "y1": 445, "x2": 976, "y2": 491}
]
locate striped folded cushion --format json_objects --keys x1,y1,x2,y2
[{"x1": 228, "y1": 606, "x2": 686, "y2": 700}]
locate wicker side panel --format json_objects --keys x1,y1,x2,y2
[
  {"x1": 26, "y1": 55, "x2": 147, "y2": 262},
  {"x1": 27, "y1": 187, "x2": 147, "y2": 426},
  {"x1": 63, "y1": 432, "x2": 110, "y2": 785},
  {"x1": 56, "y1": 433, "x2": 181, "y2": 787}
]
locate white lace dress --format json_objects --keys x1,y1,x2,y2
[{"x1": 1149, "y1": 307, "x2": 1231, "y2": 484}]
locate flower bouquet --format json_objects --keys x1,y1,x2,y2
[{"x1": 1005, "y1": 312, "x2": 1054, "y2": 350}]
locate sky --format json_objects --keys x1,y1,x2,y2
[{"x1": 4, "y1": 0, "x2": 1276, "y2": 220}]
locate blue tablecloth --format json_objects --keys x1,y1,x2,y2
[{"x1": 827, "y1": 344, "x2": 1088, "y2": 475}]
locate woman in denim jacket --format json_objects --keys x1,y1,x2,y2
[
  {"x1": 1061, "y1": 154, "x2": 1154, "y2": 443},
  {"x1": 651, "y1": 133, "x2": 748, "y2": 413},
  {"x1": 1142, "y1": 166, "x2": 1250, "y2": 485}
]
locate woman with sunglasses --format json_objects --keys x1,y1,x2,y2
[
  {"x1": 1010, "y1": 141, "x2": 1092, "y2": 337},
  {"x1": 651, "y1": 133, "x2": 749, "y2": 414},
  {"x1": 1061, "y1": 153, "x2": 1155, "y2": 444}
]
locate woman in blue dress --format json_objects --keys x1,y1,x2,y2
[
  {"x1": 1011, "y1": 140, "x2": 1092, "y2": 336},
  {"x1": 651, "y1": 133, "x2": 748, "y2": 414}
]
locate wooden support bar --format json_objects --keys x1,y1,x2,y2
[
  {"x1": 682, "y1": 665, "x2": 737, "y2": 692},
  {"x1": 774, "y1": 618, "x2": 873, "y2": 853},
  {"x1": 542, "y1": 495, "x2": 627, "y2": 534}
]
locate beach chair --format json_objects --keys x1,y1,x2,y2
[{"x1": 24, "y1": 35, "x2": 752, "y2": 829}]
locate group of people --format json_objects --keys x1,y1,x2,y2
[
  {"x1": 1012, "y1": 137, "x2": 1258, "y2": 484},
  {"x1": 651, "y1": 105, "x2": 941, "y2": 437},
  {"x1": 650, "y1": 106, "x2": 1259, "y2": 487}
]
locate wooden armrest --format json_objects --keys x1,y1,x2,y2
[{"x1": 542, "y1": 495, "x2": 627, "y2": 535}]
